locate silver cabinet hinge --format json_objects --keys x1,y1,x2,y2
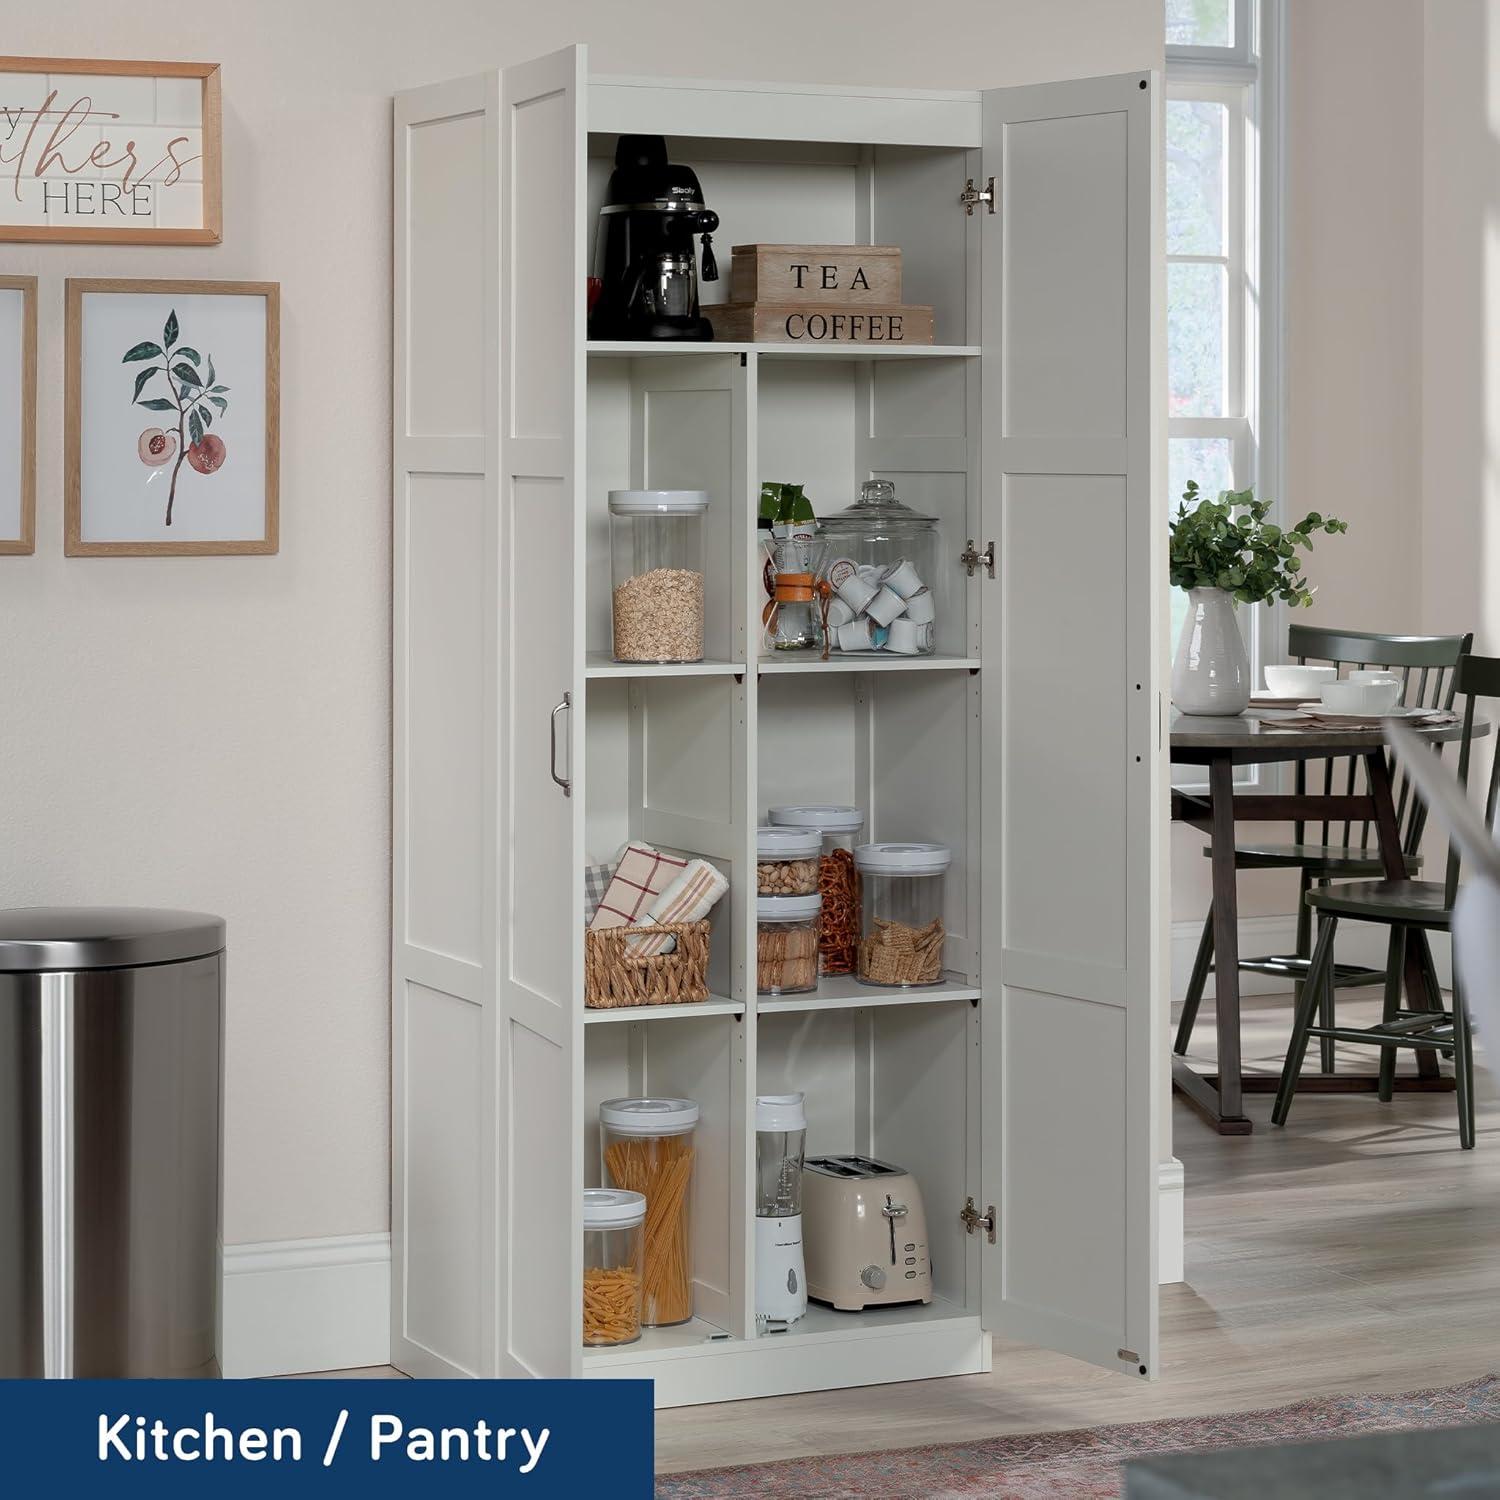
[
  {"x1": 960, "y1": 1196, "x2": 996, "y2": 1243},
  {"x1": 960, "y1": 176, "x2": 996, "y2": 215},
  {"x1": 960, "y1": 539, "x2": 995, "y2": 578}
]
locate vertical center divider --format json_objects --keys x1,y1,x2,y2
[{"x1": 735, "y1": 351, "x2": 759, "y2": 1341}]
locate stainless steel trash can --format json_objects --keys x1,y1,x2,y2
[{"x1": 0, "y1": 908, "x2": 224, "y2": 1378}]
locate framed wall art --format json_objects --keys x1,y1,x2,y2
[
  {"x1": 0, "y1": 58, "x2": 222, "y2": 244},
  {"x1": 0, "y1": 274, "x2": 36, "y2": 554},
  {"x1": 65, "y1": 279, "x2": 279, "y2": 556}
]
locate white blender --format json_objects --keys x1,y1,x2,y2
[{"x1": 754, "y1": 1092, "x2": 808, "y2": 1327}]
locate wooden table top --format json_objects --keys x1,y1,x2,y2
[{"x1": 1170, "y1": 707, "x2": 1484, "y2": 760}]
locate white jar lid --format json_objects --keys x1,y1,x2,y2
[
  {"x1": 757, "y1": 892, "x2": 822, "y2": 922},
  {"x1": 755, "y1": 1092, "x2": 807, "y2": 1132},
  {"x1": 767, "y1": 804, "x2": 865, "y2": 836},
  {"x1": 599, "y1": 1096, "x2": 700, "y2": 1136},
  {"x1": 855, "y1": 841, "x2": 952, "y2": 875},
  {"x1": 756, "y1": 825, "x2": 821, "y2": 860},
  {"x1": 608, "y1": 489, "x2": 709, "y2": 514},
  {"x1": 582, "y1": 1187, "x2": 646, "y2": 1229}
]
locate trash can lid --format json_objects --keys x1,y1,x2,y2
[{"x1": 0, "y1": 907, "x2": 225, "y2": 972}]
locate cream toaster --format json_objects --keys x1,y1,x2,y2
[{"x1": 803, "y1": 1155, "x2": 932, "y2": 1311}]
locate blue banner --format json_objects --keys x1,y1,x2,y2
[{"x1": 0, "y1": 1379, "x2": 654, "y2": 1495}]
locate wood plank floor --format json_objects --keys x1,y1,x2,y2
[{"x1": 654, "y1": 989, "x2": 1499, "y2": 1475}]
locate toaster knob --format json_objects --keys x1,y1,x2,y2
[{"x1": 860, "y1": 1265, "x2": 886, "y2": 1290}]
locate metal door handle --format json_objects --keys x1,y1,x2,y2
[{"x1": 549, "y1": 693, "x2": 572, "y2": 798}]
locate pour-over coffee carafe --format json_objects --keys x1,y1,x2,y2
[{"x1": 590, "y1": 134, "x2": 719, "y2": 341}]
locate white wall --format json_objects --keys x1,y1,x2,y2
[{"x1": 0, "y1": 0, "x2": 1162, "y2": 1251}]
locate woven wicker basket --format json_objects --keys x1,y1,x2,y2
[{"x1": 584, "y1": 921, "x2": 712, "y2": 1009}]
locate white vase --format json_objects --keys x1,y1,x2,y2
[{"x1": 1172, "y1": 587, "x2": 1251, "y2": 716}]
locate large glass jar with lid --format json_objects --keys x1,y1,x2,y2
[
  {"x1": 608, "y1": 489, "x2": 708, "y2": 663},
  {"x1": 817, "y1": 480, "x2": 939, "y2": 656}
]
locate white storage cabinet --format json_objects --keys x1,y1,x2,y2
[{"x1": 393, "y1": 45, "x2": 1164, "y2": 1407}]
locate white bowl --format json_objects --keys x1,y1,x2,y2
[
  {"x1": 1349, "y1": 669, "x2": 1402, "y2": 688},
  {"x1": 1263, "y1": 664, "x2": 1336, "y2": 697},
  {"x1": 1320, "y1": 678, "x2": 1402, "y2": 714}
]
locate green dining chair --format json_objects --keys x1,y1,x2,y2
[
  {"x1": 1272, "y1": 651, "x2": 1498, "y2": 1148},
  {"x1": 1174, "y1": 627, "x2": 1473, "y2": 1071}
]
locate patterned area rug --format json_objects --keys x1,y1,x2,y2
[{"x1": 656, "y1": 1375, "x2": 1500, "y2": 1498}]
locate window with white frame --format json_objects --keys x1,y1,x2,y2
[{"x1": 1167, "y1": 0, "x2": 1282, "y2": 723}]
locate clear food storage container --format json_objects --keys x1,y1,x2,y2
[
  {"x1": 757, "y1": 893, "x2": 821, "y2": 995},
  {"x1": 582, "y1": 1187, "x2": 646, "y2": 1346},
  {"x1": 757, "y1": 825, "x2": 821, "y2": 896},
  {"x1": 609, "y1": 489, "x2": 708, "y2": 663},
  {"x1": 818, "y1": 481, "x2": 939, "y2": 656},
  {"x1": 767, "y1": 804, "x2": 865, "y2": 975},
  {"x1": 599, "y1": 1097, "x2": 699, "y2": 1328},
  {"x1": 855, "y1": 842, "x2": 951, "y2": 987}
]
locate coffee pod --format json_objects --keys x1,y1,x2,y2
[
  {"x1": 826, "y1": 597, "x2": 855, "y2": 628},
  {"x1": 857, "y1": 564, "x2": 883, "y2": 585},
  {"x1": 903, "y1": 587, "x2": 935, "y2": 625},
  {"x1": 870, "y1": 624, "x2": 891, "y2": 650},
  {"x1": 836, "y1": 573, "x2": 878, "y2": 614},
  {"x1": 824, "y1": 556, "x2": 859, "y2": 590},
  {"x1": 887, "y1": 618, "x2": 933, "y2": 655},
  {"x1": 865, "y1": 586, "x2": 907, "y2": 627},
  {"x1": 880, "y1": 558, "x2": 923, "y2": 599},
  {"x1": 837, "y1": 618, "x2": 875, "y2": 652}
]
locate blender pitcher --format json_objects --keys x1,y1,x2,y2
[{"x1": 754, "y1": 1093, "x2": 808, "y2": 1326}]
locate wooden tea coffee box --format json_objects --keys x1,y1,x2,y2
[{"x1": 710, "y1": 242, "x2": 935, "y2": 346}]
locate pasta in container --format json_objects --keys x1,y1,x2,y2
[
  {"x1": 582, "y1": 1189, "x2": 646, "y2": 1347},
  {"x1": 600, "y1": 1098, "x2": 699, "y2": 1327}
]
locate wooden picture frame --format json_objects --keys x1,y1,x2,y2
[
  {"x1": 65, "y1": 279, "x2": 279, "y2": 556},
  {"x1": 0, "y1": 274, "x2": 36, "y2": 554},
  {"x1": 0, "y1": 58, "x2": 222, "y2": 244}
]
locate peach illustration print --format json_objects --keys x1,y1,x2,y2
[{"x1": 125, "y1": 308, "x2": 230, "y2": 525}]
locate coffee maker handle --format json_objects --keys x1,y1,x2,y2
[{"x1": 700, "y1": 233, "x2": 718, "y2": 283}]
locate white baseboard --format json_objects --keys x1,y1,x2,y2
[
  {"x1": 1157, "y1": 1158, "x2": 1185, "y2": 1285},
  {"x1": 221, "y1": 1232, "x2": 391, "y2": 1379},
  {"x1": 1171, "y1": 915, "x2": 1451, "y2": 1000}
]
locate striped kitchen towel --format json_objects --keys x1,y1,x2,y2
[
  {"x1": 627, "y1": 859, "x2": 730, "y2": 957},
  {"x1": 588, "y1": 842, "x2": 690, "y2": 930}
]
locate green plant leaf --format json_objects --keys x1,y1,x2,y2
[
  {"x1": 209, "y1": 384, "x2": 228, "y2": 394},
  {"x1": 208, "y1": 395, "x2": 228, "y2": 414},
  {"x1": 122, "y1": 341, "x2": 162, "y2": 363},
  {"x1": 163, "y1": 309, "x2": 179, "y2": 351},
  {"x1": 175, "y1": 347, "x2": 201, "y2": 365},
  {"x1": 205, "y1": 355, "x2": 217, "y2": 388},
  {"x1": 138, "y1": 397, "x2": 176, "y2": 412},
  {"x1": 196, "y1": 404, "x2": 213, "y2": 429},
  {"x1": 189, "y1": 409, "x2": 203, "y2": 448},
  {"x1": 131, "y1": 366, "x2": 161, "y2": 402},
  {"x1": 173, "y1": 363, "x2": 202, "y2": 388}
]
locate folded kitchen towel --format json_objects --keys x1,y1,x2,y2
[
  {"x1": 626, "y1": 858, "x2": 730, "y2": 958},
  {"x1": 583, "y1": 860, "x2": 616, "y2": 927},
  {"x1": 588, "y1": 841, "x2": 691, "y2": 930}
]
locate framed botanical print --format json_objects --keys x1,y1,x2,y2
[
  {"x1": 65, "y1": 279, "x2": 279, "y2": 555},
  {"x1": 0, "y1": 58, "x2": 222, "y2": 244},
  {"x1": 0, "y1": 274, "x2": 36, "y2": 555}
]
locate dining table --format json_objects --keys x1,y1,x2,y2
[{"x1": 1169, "y1": 704, "x2": 1483, "y2": 1135}]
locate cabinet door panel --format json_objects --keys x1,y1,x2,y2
[
  {"x1": 496, "y1": 44, "x2": 586, "y2": 1379},
  {"x1": 980, "y1": 71, "x2": 1162, "y2": 1378}
]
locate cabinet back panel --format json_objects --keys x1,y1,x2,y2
[
  {"x1": 870, "y1": 1004, "x2": 973, "y2": 1310},
  {"x1": 755, "y1": 1010, "x2": 860, "y2": 1159},
  {"x1": 757, "y1": 674, "x2": 860, "y2": 815},
  {"x1": 870, "y1": 673, "x2": 976, "y2": 975},
  {"x1": 582, "y1": 1017, "x2": 737, "y2": 1332},
  {"x1": 584, "y1": 363, "x2": 633, "y2": 657},
  {"x1": 757, "y1": 362, "x2": 858, "y2": 515},
  {"x1": 584, "y1": 679, "x2": 631, "y2": 862},
  {"x1": 643, "y1": 677, "x2": 738, "y2": 828}
]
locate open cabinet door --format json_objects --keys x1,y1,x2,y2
[
  {"x1": 494, "y1": 45, "x2": 587, "y2": 1377},
  {"x1": 978, "y1": 71, "x2": 1163, "y2": 1377}
]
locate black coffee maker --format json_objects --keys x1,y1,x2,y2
[{"x1": 590, "y1": 135, "x2": 719, "y2": 341}]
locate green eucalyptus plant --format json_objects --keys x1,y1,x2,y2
[
  {"x1": 759, "y1": 481, "x2": 815, "y2": 526},
  {"x1": 1169, "y1": 482, "x2": 1348, "y2": 608}
]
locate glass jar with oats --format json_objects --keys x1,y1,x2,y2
[{"x1": 609, "y1": 489, "x2": 708, "y2": 662}]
